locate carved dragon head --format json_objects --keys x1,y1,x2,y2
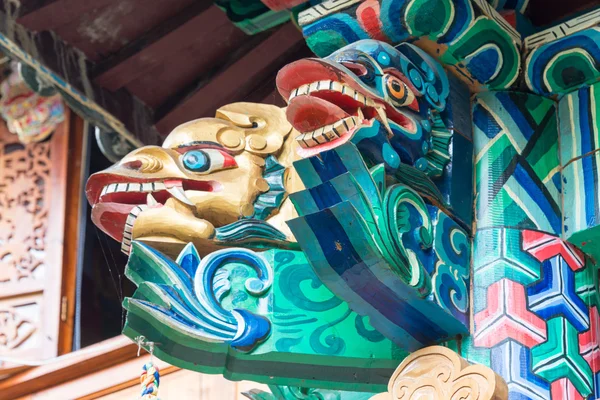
[
  {"x1": 86, "y1": 103, "x2": 300, "y2": 257},
  {"x1": 277, "y1": 39, "x2": 450, "y2": 177}
]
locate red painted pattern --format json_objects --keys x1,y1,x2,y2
[
  {"x1": 522, "y1": 230, "x2": 584, "y2": 271},
  {"x1": 551, "y1": 378, "x2": 585, "y2": 400},
  {"x1": 356, "y1": 0, "x2": 390, "y2": 43},
  {"x1": 580, "y1": 306, "x2": 600, "y2": 373},
  {"x1": 474, "y1": 279, "x2": 547, "y2": 348}
]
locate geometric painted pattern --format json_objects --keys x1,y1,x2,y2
[
  {"x1": 471, "y1": 88, "x2": 600, "y2": 398},
  {"x1": 475, "y1": 279, "x2": 547, "y2": 348},
  {"x1": 531, "y1": 316, "x2": 593, "y2": 398},
  {"x1": 527, "y1": 256, "x2": 590, "y2": 333},
  {"x1": 580, "y1": 306, "x2": 600, "y2": 373},
  {"x1": 473, "y1": 228, "x2": 542, "y2": 294},
  {"x1": 470, "y1": 227, "x2": 598, "y2": 399},
  {"x1": 491, "y1": 340, "x2": 550, "y2": 400},
  {"x1": 522, "y1": 229, "x2": 585, "y2": 271},
  {"x1": 551, "y1": 378, "x2": 585, "y2": 400},
  {"x1": 473, "y1": 92, "x2": 562, "y2": 235}
]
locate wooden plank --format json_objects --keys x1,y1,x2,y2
[
  {"x1": 57, "y1": 111, "x2": 85, "y2": 355},
  {"x1": 16, "y1": 0, "x2": 118, "y2": 31},
  {"x1": 127, "y1": 23, "x2": 260, "y2": 111},
  {"x1": 93, "y1": 4, "x2": 229, "y2": 92},
  {"x1": 43, "y1": 108, "x2": 71, "y2": 361},
  {"x1": 0, "y1": 336, "x2": 137, "y2": 400},
  {"x1": 52, "y1": 0, "x2": 201, "y2": 62},
  {"x1": 155, "y1": 22, "x2": 304, "y2": 134}
]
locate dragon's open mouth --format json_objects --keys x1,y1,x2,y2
[
  {"x1": 86, "y1": 175, "x2": 220, "y2": 253},
  {"x1": 277, "y1": 59, "x2": 416, "y2": 157}
]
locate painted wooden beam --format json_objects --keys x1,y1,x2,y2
[
  {"x1": 0, "y1": 9, "x2": 161, "y2": 145},
  {"x1": 155, "y1": 22, "x2": 304, "y2": 134},
  {"x1": 0, "y1": 0, "x2": 60, "y2": 19}
]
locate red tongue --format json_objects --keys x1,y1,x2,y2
[
  {"x1": 287, "y1": 96, "x2": 350, "y2": 132},
  {"x1": 91, "y1": 203, "x2": 136, "y2": 242}
]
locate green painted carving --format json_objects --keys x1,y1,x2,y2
[
  {"x1": 299, "y1": 0, "x2": 522, "y2": 90},
  {"x1": 242, "y1": 385, "x2": 374, "y2": 400},
  {"x1": 524, "y1": 10, "x2": 600, "y2": 96},
  {"x1": 123, "y1": 241, "x2": 406, "y2": 392}
]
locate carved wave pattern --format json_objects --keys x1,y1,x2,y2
[{"x1": 125, "y1": 241, "x2": 272, "y2": 351}]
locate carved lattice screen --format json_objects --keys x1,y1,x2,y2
[{"x1": 0, "y1": 116, "x2": 71, "y2": 374}]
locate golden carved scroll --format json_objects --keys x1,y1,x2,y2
[{"x1": 371, "y1": 346, "x2": 508, "y2": 400}]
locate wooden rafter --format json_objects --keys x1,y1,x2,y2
[{"x1": 155, "y1": 22, "x2": 304, "y2": 134}]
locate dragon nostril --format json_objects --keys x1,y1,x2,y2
[
  {"x1": 121, "y1": 156, "x2": 163, "y2": 173},
  {"x1": 122, "y1": 160, "x2": 142, "y2": 170}
]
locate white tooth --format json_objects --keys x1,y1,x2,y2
[
  {"x1": 322, "y1": 125, "x2": 337, "y2": 141},
  {"x1": 331, "y1": 124, "x2": 342, "y2": 137},
  {"x1": 142, "y1": 183, "x2": 152, "y2": 192},
  {"x1": 308, "y1": 82, "x2": 319, "y2": 93},
  {"x1": 296, "y1": 134, "x2": 310, "y2": 148},
  {"x1": 298, "y1": 84, "x2": 310, "y2": 96},
  {"x1": 357, "y1": 108, "x2": 365, "y2": 122},
  {"x1": 116, "y1": 183, "x2": 128, "y2": 192},
  {"x1": 128, "y1": 183, "x2": 141, "y2": 191},
  {"x1": 101, "y1": 186, "x2": 108, "y2": 196},
  {"x1": 331, "y1": 81, "x2": 343, "y2": 92},
  {"x1": 312, "y1": 128, "x2": 326, "y2": 144},
  {"x1": 106, "y1": 184, "x2": 117, "y2": 194},
  {"x1": 303, "y1": 131, "x2": 319, "y2": 147},
  {"x1": 346, "y1": 117, "x2": 356, "y2": 129},
  {"x1": 147, "y1": 193, "x2": 158, "y2": 206},
  {"x1": 375, "y1": 106, "x2": 394, "y2": 138},
  {"x1": 167, "y1": 186, "x2": 194, "y2": 206},
  {"x1": 154, "y1": 182, "x2": 166, "y2": 191},
  {"x1": 366, "y1": 98, "x2": 376, "y2": 107},
  {"x1": 121, "y1": 242, "x2": 131, "y2": 255},
  {"x1": 334, "y1": 120, "x2": 347, "y2": 135}
]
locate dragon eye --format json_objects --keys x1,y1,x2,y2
[
  {"x1": 384, "y1": 75, "x2": 415, "y2": 107},
  {"x1": 181, "y1": 149, "x2": 237, "y2": 174}
]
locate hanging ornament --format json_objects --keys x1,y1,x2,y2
[
  {"x1": 0, "y1": 61, "x2": 64, "y2": 144},
  {"x1": 140, "y1": 361, "x2": 160, "y2": 399},
  {"x1": 135, "y1": 336, "x2": 160, "y2": 400}
]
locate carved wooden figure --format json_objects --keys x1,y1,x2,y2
[
  {"x1": 87, "y1": 103, "x2": 301, "y2": 257},
  {"x1": 85, "y1": 2, "x2": 600, "y2": 399}
]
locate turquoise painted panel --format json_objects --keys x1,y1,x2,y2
[
  {"x1": 563, "y1": 153, "x2": 600, "y2": 238},
  {"x1": 559, "y1": 82, "x2": 600, "y2": 165},
  {"x1": 473, "y1": 91, "x2": 561, "y2": 234}
]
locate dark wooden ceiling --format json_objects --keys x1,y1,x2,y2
[
  {"x1": 0, "y1": 0, "x2": 597, "y2": 146},
  {"x1": 0, "y1": 0, "x2": 311, "y2": 145}
]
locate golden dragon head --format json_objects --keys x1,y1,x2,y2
[{"x1": 86, "y1": 103, "x2": 300, "y2": 257}]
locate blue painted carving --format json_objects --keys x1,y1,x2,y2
[{"x1": 287, "y1": 142, "x2": 470, "y2": 350}]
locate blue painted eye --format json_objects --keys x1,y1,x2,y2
[
  {"x1": 181, "y1": 148, "x2": 237, "y2": 174},
  {"x1": 182, "y1": 150, "x2": 210, "y2": 172}
]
